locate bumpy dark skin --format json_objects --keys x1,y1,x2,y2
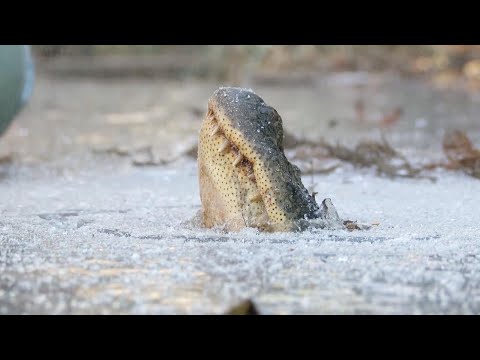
[{"x1": 198, "y1": 87, "x2": 338, "y2": 232}]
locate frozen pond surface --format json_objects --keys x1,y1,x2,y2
[
  {"x1": 1, "y1": 72, "x2": 480, "y2": 314},
  {"x1": 1, "y1": 163, "x2": 480, "y2": 314}
]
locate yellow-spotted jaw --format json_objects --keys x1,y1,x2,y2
[{"x1": 198, "y1": 87, "x2": 323, "y2": 232}]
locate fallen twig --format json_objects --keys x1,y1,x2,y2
[{"x1": 290, "y1": 135, "x2": 435, "y2": 181}]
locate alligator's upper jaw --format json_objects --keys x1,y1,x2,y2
[{"x1": 198, "y1": 87, "x2": 321, "y2": 232}]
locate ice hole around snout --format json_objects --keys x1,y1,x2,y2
[{"x1": 162, "y1": 159, "x2": 480, "y2": 245}]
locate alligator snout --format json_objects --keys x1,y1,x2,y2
[{"x1": 198, "y1": 87, "x2": 341, "y2": 232}]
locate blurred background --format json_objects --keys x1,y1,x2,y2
[
  {"x1": 32, "y1": 45, "x2": 480, "y2": 86},
  {"x1": 2, "y1": 45, "x2": 480, "y2": 174}
]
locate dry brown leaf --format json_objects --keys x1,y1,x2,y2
[
  {"x1": 225, "y1": 299, "x2": 259, "y2": 315},
  {"x1": 442, "y1": 130, "x2": 480, "y2": 178},
  {"x1": 463, "y1": 60, "x2": 480, "y2": 80},
  {"x1": 0, "y1": 154, "x2": 14, "y2": 165},
  {"x1": 380, "y1": 107, "x2": 404, "y2": 128}
]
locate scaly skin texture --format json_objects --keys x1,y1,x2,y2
[{"x1": 198, "y1": 87, "x2": 332, "y2": 232}]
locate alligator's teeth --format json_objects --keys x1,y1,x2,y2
[
  {"x1": 248, "y1": 173, "x2": 256, "y2": 181},
  {"x1": 249, "y1": 193, "x2": 262, "y2": 202},
  {"x1": 233, "y1": 154, "x2": 243, "y2": 167},
  {"x1": 218, "y1": 139, "x2": 230, "y2": 154},
  {"x1": 211, "y1": 125, "x2": 220, "y2": 136}
]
